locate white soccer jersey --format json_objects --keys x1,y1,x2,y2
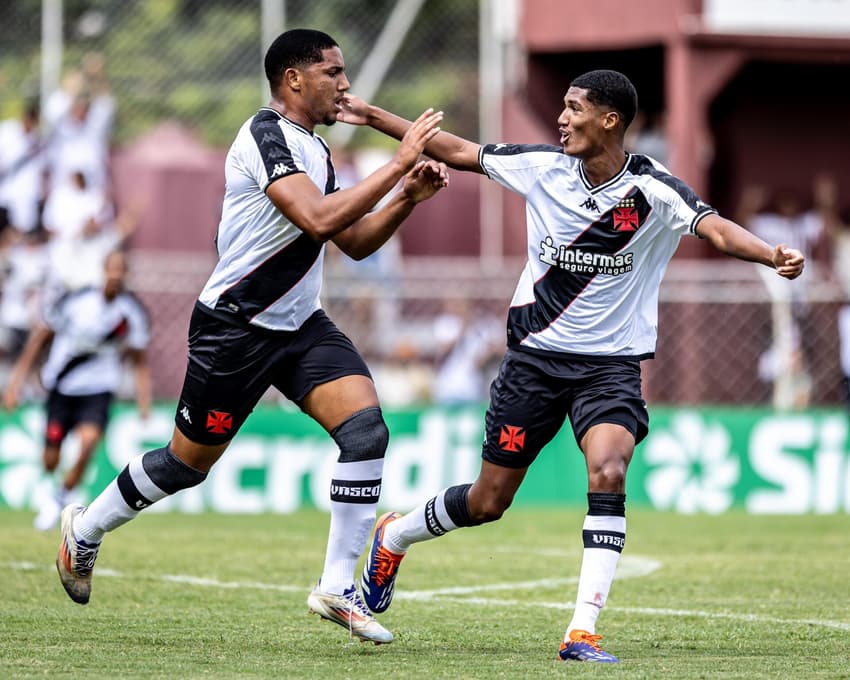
[
  {"x1": 198, "y1": 108, "x2": 340, "y2": 331},
  {"x1": 480, "y1": 144, "x2": 717, "y2": 359},
  {"x1": 41, "y1": 287, "x2": 150, "y2": 395}
]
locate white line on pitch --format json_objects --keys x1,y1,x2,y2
[
  {"x1": 427, "y1": 596, "x2": 850, "y2": 632},
  {"x1": 11, "y1": 560, "x2": 849, "y2": 632}
]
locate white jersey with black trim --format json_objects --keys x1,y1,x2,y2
[
  {"x1": 480, "y1": 144, "x2": 717, "y2": 359},
  {"x1": 41, "y1": 287, "x2": 150, "y2": 395},
  {"x1": 198, "y1": 107, "x2": 340, "y2": 331}
]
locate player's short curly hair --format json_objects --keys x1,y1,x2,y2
[
  {"x1": 570, "y1": 69, "x2": 638, "y2": 129},
  {"x1": 264, "y1": 28, "x2": 338, "y2": 89}
]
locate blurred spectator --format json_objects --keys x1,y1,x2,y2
[
  {"x1": 46, "y1": 54, "x2": 115, "y2": 196},
  {"x1": 431, "y1": 297, "x2": 503, "y2": 406},
  {"x1": 371, "y1": 340, "x2": 434, "y2": 408},
  {"x1": 0, "y1": 100, "x2": 45, "y2": 237},
  {"x1": 0, "y1": 227, "x2": 49, "y2": 360},
  {"x1": 325, "y1": 146, "x2": 403, "y2": 356},
  {"x1": 42, "y1": 169, "x2": 125, "y2": 297},
  {"x1": 738, "y1": 180, "x2": 832, "y2": 410}
]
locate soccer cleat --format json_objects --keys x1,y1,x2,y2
[
  {"x1": 558, "y1": 629, "x2": 619, "y2": 663},
  {"x1": 361, "y1": 511, "x2": 405, "y2": 613},
  {"x1": 307, "y1": 583, "x2": 394, "y2": 644},
  {"x1": 55, "y1": 504, "x2": 100, "y2": 605}
]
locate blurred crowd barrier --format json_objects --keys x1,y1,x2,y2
[{"x1": 124, "y1": 252, "x2": 848, "y2": 407}]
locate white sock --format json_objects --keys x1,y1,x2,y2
[
  {"x1": 384, "y1": 488, "x2": 461, "y2": 554},
  {"x1": 75, "y1": 479, "x2": 140, "y2": 543},
  {"x1": 319, "y1": 459, "x2": 384, "y2": 595},
  {"x1": 567, "y1": 514, "x2": 626, "y2": 635},
  {"x1": 74, "y1": 450, "x2": 184, "y2": 544}
]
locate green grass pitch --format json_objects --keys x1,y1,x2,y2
[{"x1": 1, "y1": 508, "x2": 848, "y2": 678}]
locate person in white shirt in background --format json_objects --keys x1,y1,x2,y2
[{"x1": 2, "y1": 250, "x2": 151, "y2": 531}]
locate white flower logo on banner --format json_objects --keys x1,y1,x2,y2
[{"x1": 643, "y1": 412, "x2": 740, "y2": 514}]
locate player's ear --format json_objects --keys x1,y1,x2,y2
[
  {"x1": 603, "y1": 110, "x2": 620, "y2": 132},
  {"x1": 284, "y1": 67, "x2": 302, "y2": 92}
]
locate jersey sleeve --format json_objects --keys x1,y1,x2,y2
[
  {"x1": 479, "y1": 144, "x2": 563, "y2": 197},
  {"x1": 641, "y1": 167, "x2": 717, "y2": 236},
  {"x1": 123, "y1": 296, "x2": 151, "y2": 351},
  {"x1": 247, "y1": 113, "x2": 306, "y2": 191}
]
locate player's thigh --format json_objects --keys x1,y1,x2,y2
[
  {"x1": 568, "y1": 359, "x2": 648, "y2": 450},
  {"x1": 175, "y1": 308, "x2": 278, "y2": 446},
  {"x1": 482, "y1": 350, "x2": 569, "y2": 469},
  {"x1": 273, "y1": 311, "x2": 376, "y2": 432}
]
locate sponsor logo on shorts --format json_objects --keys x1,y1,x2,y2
[
  {"x1": 499, "y1": 424, "x2": 526, "y2": 453},
  {"x1": 206, "y1": 410, "x2": 233, "y2": 434}
]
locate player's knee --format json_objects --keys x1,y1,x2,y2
[
  {"x1": 466, "y1": 484, "x2": 514, "y2": 524},
  {"x1": 331, "y1": 406, "x2": 389, "y2": 462},
  {"x1": 588, "y1": 457, "x2": 628, "y2": 490},
  {"x1": 43, "y1": 448, "x2": 60, "y2": 472}
]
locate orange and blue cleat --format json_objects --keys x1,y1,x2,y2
[
  {"x1": 558, "y1": 629, "x2": 619, "y2": 663},
  {"x1": 360, "y1": 511, "x2": 405, "y2": 613}
]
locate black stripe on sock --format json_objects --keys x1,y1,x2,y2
[
  {"x1": 587, "y1": 492, "x2": 626, "y2": 517},
  {"x1": 582, "y1": 529, "x2": 626, "y2": 552},
  {"x1": 116, "y1": 466, "x2": 153, "y2": 511}
]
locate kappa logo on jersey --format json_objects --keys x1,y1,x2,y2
[
  {"x1": 179, "y1": 406, "x2": 192, "y2": 424},
  {"x1": 499, "y1": 424, "x2": 526, "y2": 453},
  {"x1": 613, "y1": 197, "x2": 639, "y2": 232},
  {"x1": 270, "y1": 162, "x2": 292, "y2": 178},
  {"x1": 581, "y1": 197, "x2": 600, "y2": 212},
  {"x1": 206, "y1": 410, "x2": 233, "y2": 434}
]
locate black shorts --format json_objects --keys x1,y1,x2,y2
[
  {"x1": 175, "y1": 304, "x2": 372, "y2": 445},
  {"x1": 482, "y1": 348, "x2": 649, "y2": 469},
  {"x1": 45, "y1": 390, "x2": 113, "y2": 447}
]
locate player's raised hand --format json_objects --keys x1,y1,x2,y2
[
  {"x1": 402, "y1": 160, "x2": 449, "y2": 204},
  {"x1": 337, "y1": 94, "x2": 370, "y2": 125},
  {"x1": 394, "y1": 108, "x2": 443, "y2": 172},
  {"x1": 772, "y1": 244, "x2": 805, "y2": 280}
]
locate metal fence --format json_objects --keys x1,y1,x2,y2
[
  {"x1": 1, "y1": 1, "x2": 848, "y2": 410},
  {"x1": 121, "y1": 250, "x2": 850, "y2": 409}
]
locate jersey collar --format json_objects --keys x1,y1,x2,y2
[
  {"x1": 579, "y1": 152, "x2": 631, "y2": 194},
  {"x1": 258, "y1": 107, "x2": 314, "y2": 136}
]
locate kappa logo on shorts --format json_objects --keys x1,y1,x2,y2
[
  {"x1": 499, "y1": 424, "x2": 526, "y2": 453},
  {"x1": 206, "y1": 410, "x2": 233, "y2": 434}
]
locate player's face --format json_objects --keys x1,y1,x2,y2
[
  {"x1": 103, "y1": 253, "x2": 127, "y2": 298},
  {"x1": 557, "y1": 87, "x2": 612, "y2": 158},
  {"x1": 300, "y1": 46, "x2": 350, "y2": 127}
]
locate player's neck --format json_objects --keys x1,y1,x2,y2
[
  {"x1": 266, "y1": 98, "x2": 314, "y2": 133},
  {"x1": 580, "y1": 147, "x2": 627, "y2": 187}
]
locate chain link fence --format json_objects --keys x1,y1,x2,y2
[{"x1": 1, "y1": 1, "x2": 847, "y2": 410}]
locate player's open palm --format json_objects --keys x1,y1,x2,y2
[
  {"x1": 403, "y1": 160, "x2": 449, "y2": 204},
  {"x1": 395, "y1": 108, "x2": 443, "y2": 172}
]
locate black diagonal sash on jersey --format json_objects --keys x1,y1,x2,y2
[
  {"x1": 507, "y1": 186, "x2": 652, "y2": 346},
  {"x1": 214, "y1": 232, "x2": 322, "y2": 320}
]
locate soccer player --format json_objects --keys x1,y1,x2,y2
[
  {"x1": 52, "y1": 29, "x2": 448, "y2": 645},
  {"x1": 2, "y1": 249, "x2": 151, "y2": 531},
  {"x1": 339, "y1": 69, "x2": 805, "y2": 661}
]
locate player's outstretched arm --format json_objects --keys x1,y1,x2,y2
[
  {"x1": 267, "y1": 108, "x2": 443, "y2": 242},
  {"x1": 339, "y1": 95, "x2": 484, "y2": 174},
  {"x1": 696, "y1": 213, "x2": 805, "y2": 279},
  {"x1": 1, "y1": 324, "x2": 53, "y2": 411},
  {"x1": 333, "y1": 160, "x2": 449, "y2": 260}
]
